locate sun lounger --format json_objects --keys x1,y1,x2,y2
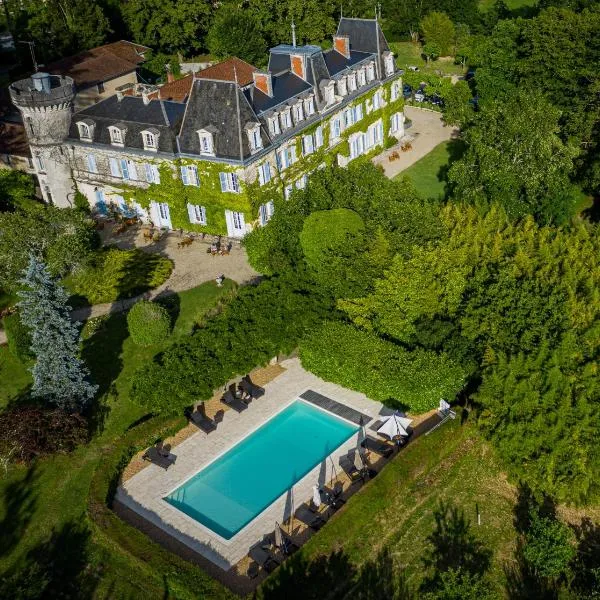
[
  {"x1": 361, "y1": 435, "x2": 394, "y2": 457},
  {"x1": 273, "y1": 523, "x2": 299, "y2": 556},
  {"x1": 220, "y1": 390, "x2": 248, "y2": 413},
  {"x1": 240, "y1": 376, "x2": 265, "y2": 399},
  {"x1": 185, "y1": 406, "x2": 217, "y2": 434},
  {"x1": 321, "y1": 485, "x2": 346, "y2": 509},
  {"x1": 339, "y1": 455, "x2": 365, "y2": 482},
  {"x1": 142, "y1": 447, "x2": 175, "y2": 470},
  {"x1": 248, "y1": 546, "x2": 280, "y2": 576},
  {"x1": 295, "y1": 504, "x2": 327, "y2": 531}
]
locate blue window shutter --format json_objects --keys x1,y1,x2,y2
[
  {"x1": 153, "y1": 166, "x2": 160, "y2": 184},
  {"x1": 186, "y1": 203, "x2": 195, "y2": 223},
  {"x1": 120, "y1": 159, "x2": 129, "y2": 180},
  {"x1": 180, "y1": 166, "x2": 189, "y2": 185},
  {"x1": 145, "y1": 163, "x2": 153, "y2": 182},
  {"x1": 109, "y1": 158, "x2": 120, "y2": 177},
  {"x1": 200, "y1": 206, "x2": 206, "y2": 224},
  {"x1": 219, "y1": 172, "x2": 227, "y2": 192}
]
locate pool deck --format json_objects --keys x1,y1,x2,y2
[{"x1": 116, "y1": 358, "x2": 387, "y2": 571}]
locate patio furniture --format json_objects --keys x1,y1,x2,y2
[
  {"x1": 220, "y1": 389, "x2": 248, "y2": 413},
  {"x1": 320, "y1": 484, "x2": 346, "y2": 509},
  {"x1": 142, "y1": 446, "x2": 176, "y2": 470},
  {"x1": 339, "y1": 452, "x2": 366, "y2": 482},
  {"x1": 185, "y1": 404, "x2": 217, "y2": 434},
  {"x1": 273, "y1": 522, "x2": 299, "y2": 556},
  {"x1": 248, "y1": 545, "x2": 280, "y2": 576},
  {"x1": 295, "y1": 504, "x2": 326, "y2": 531},
  {"x1": 361, "y1": 435, "x2": 394, "y2": 458},
  {"x1": 240, "y1": 375, "x2": 265, "y2": 399}
]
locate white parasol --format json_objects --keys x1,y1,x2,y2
[
  {"x1": 312, "y1": 485, "x2": 322, "y2": 509},
  {"x1": 377, "y1": 413, "x2": 413, "y2": 440}
]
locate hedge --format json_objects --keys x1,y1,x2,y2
[
  {"x1": 127, "y1": 300, "x2": 172, "y2": 346},
  {"x1": 3, "y1": 311, "x2": 33, "y2": 362},
  {"x1": 299, "y1": 321, "x2": 466, "y2": 413}
]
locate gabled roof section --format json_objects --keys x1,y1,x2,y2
[
  {"x1": 156, "y1": 75, "x2": 193, "y2": 102},
  {"x1": 323, "y1": 49, "x2": 372, "y2": 77},
  {"x1": 45, "y1": 41, "x2": 149, "y2": 89},
  {"x1": 336, "y1": 18, "x2": 390, "y2": 54},
  {"x1": 178, "y1": 79, "x2": 269, "y2": 160},
  {"x1": 195, "y1": 57, "x2": 258, "y2": 87},
  {"x1": 246, "y1": 71, "x2": 312, "y2": 113}
]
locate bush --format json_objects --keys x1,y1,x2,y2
[
  {"x1": 3, "y1": 311, "x2": 33, "y2": 362},
  {"x1": 127, "y1": 301, "x2": 172, "y2": 346},
  {"x1": 0, "y1": 406, "x2": 89, "y2": 464},
  {"x1": 73, "y1": 190, "x2": 91, "y2": 214},
  {"x1": 65, "y1": 248, "x2": 172, "y2": 305},
  {"x1": 299, "y1": 321, "x2": 466, "y2": 413}
]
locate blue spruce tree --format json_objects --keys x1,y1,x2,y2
[{"x1": 18, "y1": 255, "x2": 98, "y2": 411}]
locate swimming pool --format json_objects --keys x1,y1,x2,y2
[{"x1": 164, "y1": 400, "x2": 358, "y2": 540}]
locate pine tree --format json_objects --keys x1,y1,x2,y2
[{"x1": 18, "y1": 255, "x2": 97, "y2": 411}]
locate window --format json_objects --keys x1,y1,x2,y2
[
  {"x1": 391, "y1": 81, "x2": 401, "y2": 101},
  {"x1": 97, "y1": 81, "x2": 105, "y2": 94},
  {"x1": 348, "y1": 73, "x2": 357, "y2": 92},
  {"x1": 349, "y1": 133, "x2": 365, "y2": 159},
  {"x1": 337, "y1": 77, "x2": 347, "y2": 97},
  {"x1": 325, "y1": 83, "x2": 335, "y2": 105},
  {"x1": 180, "y1": 165, "x2": 199, "y2": 186},
  {"x1": 268, "y1": 115, "x2": 280, "y2": 136},
  {"x1": 219, "y1": 172, "x2": 240, "y2": 193},
  {"x1": 26, "y1": 118, "x2": 34, "y2": 136},
  {"x1": 109, "y1": 126, "x2": 124, "y2": 146},
  {"x1": 77, "y1": 122, "x2": 92, "y2": 141},
  {"x1": 276, "y1": 146, "x2": 297, "y2": 170},
  {"x1": 331, "y1": 118, "x2": 341, "y2": 140},
  {"x1": 304, "y1": 96, "x2": 315, "y2": 116},
  {"x1": 248, "y1": 126, "x2": 263, "y2": 152},
  {"x1": 296, "y1": 174, "x2": 308, "y2": 189},
  {"x1": 385, "y1": 54, "x2": 395, "y2": 77},
  {"x1": 344, "y1": 107, "x2": 354, "y2": 128},
  {"x1": 144, "y1": 163, "x2": 160, "y2": 184},
  {"x1": 258, "y1": 163, "x2": 272, "y2": 186},
  {"x1": 44, "y1": 186, "x2": 53, "y2": 204},
  {"x1": 280, "y1": 109, "x2": 292, "y2": 130},
  {"x1": 95, "y1": 189, "x2": 106, "y2": 213},
  {"x1": 259, "y1": 201, "x2": 274, "y2": 226},
  {"x1": 391, "y1": 112, "x2": 404, "y2": 134},
  {"x1": 354, "y1": 103, "x2": 363, "y2": 122},
  {"x1": 293, "y1": 103, "x2": 304, "y2": 124},
  {"x1": 87, "y1": 154, "x2": 97, "y2": 173},
  {"x1": 142, "y1": 130, "x2": 158, "y2": 151},
  {"x1": 315, "y1": 126, "x2": 324, "y2": 149},
  {"x1": 109, "y1": 157, "x2": 121, "y2": 177},
  {"x1": 158, "y1": 203, "x2": 169, "y2": 221},
  {"x1": 367, "y1": 62, "x2": 375, "y2": 82},
  {"x1": 187, "y1": 203, "x2": 207, "y2": 225},
  {"x1": 35, "y1": 155, "x2": 45, "y2": 172},
  {"x1": 366, "y1": 120, "x2": 383, "y2": 148},
  {"x1": 197, "y1": 131, "x2": 214, "y2": 155},
  {"x1": 373, "y1": 90, "x2": 383, "y2": 111},
  {"x1": 302, "y1": 134, "x2": 314, "y2": 156},
  {"x1": 358, "y1": 68, "x2": 366, "y2": 87},
  {"x1": 284, "y1": 184, "x2": 294, "y2": 200},
  {"x1": 120, "y1": 159, "x2": 138, "y2": 181}
]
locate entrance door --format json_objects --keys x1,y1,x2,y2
[
  {"x1": 95, "y1": 189, "x2": 107, "y2": 215},
  {"x1": 150, "y1": 201, "x2": 172, "y2": 229},
  {"x1": 225, "y1": 210, "x2": 246, "y2": 238}
]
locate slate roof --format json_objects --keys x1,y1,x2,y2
[
  {"x1": 68, "y1": 95, "x2": 185, "y2": 153},
  {"x1": 336, "y1": 18, "x2": 390, "y2": 54},
  {"x1": 323, "y1": 49, "x2": 372, "y2": 77},
  {"x1": 246, "y1": 71, "x2": 312, "y2": 113},
  {"x1": 194, "y1": 57, "x2": 258, "y2": 87},
  {"x1": 178, "y1": 79, "x2": 269, "y2": 160},
  {"x1": 46, "y1": 41, "x2": 149, "y2": 89}
]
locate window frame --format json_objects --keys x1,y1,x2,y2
[
  {"x1": 108, "y1": 126, "x2": 124, "y2": 146},
  {"x1": 86, "y1": 153, "x2": 97, "y2": 173}
]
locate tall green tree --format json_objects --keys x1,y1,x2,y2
[
  {"x1": 420, "y1": 12, "x2": 456, "y2": 57},
  {"x1": 448, "y1": 89, "x2": 579, "y2": 224},
  {"x1": 0, "y1": 170, "x2": 37, "y2": 212},
  {"x1": 18, "y1": 256, "x2": 97, "y2": 411}
]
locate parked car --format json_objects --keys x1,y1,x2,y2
[
  {"x1": 414, "y1": 91, "x2": 425, "y2": 102},
  {"x1": 402, "y1": 84, "x2": 412, "y2": 98},
  {"x1": 466, "y1": 70, "x2": 476, "y2": 81},
  {"x1": 408, "y1": 65, "x2": 420, "y2": 72},
  {"x1": 428, "y1": 93, "x2": 444, "y2": 107}
]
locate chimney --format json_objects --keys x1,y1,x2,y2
[
  {"x1": 333, "y1": 35, "x2": 350, "y2": 59},
  {"x1": 253, "y1": 71, "x2": 273, "y2": 97},
  {"x1": 291, "y1": 55, "x2": 305, "y2": 80}
]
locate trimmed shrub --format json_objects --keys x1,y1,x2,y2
[
  {"x1": 3, "y1": 311, "x2": 33, "y2": 362},
  {"x1": 127, "y1": 300, "x2": 172, "y2": 346},
  {"x1": 65, "y1": 248, "x2": 172, "y2": 305},
  {"x1": 299, "y1": 321, "x2": 466, "y2": 413}
]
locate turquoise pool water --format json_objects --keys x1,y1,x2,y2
[{"x1": 164, "y1": 400, "x2": 358, "y2": 539}]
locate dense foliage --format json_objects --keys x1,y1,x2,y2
[
  {"x1": 0, "y1": 405, "x2": 88, "y2": 464},
  {"x1": 127, "y1": 300, "x2": 172, "y2": 346},
  {"x1": 0, "y1": 170, "x2": 37, "y2": 212},
  {"x1": 65, "y1": 247, "x2": 172, "y2": 305},
  {"x1": 19, "y1": 256, "x2": 98, "y2": 411},
  {"x1": 300, "y1": 321, "x2": 466, "y2": 413},
  {"x1": 3, "y1": 311, "x2": 33, "y2": 363},
  {"x1": 131, "y1": 272, "x2": 334, "y2": 412}
]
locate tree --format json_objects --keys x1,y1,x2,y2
[
  {"x1": 423, "y1": 568, "x2": 495, "y2": 600},
  {"x1": 423, "y1": 42, "x2": 441, "y2": 62},
  {"x1": 18, "y1": 256, "x2": 97, "y2": 411},
  {"x1": 0, "y1": 169, "x2": 37, "y2": 212},
  {"x1": 122, "y1": 0, "x2": 211, "y2": 54},
  {"x1": 448, "y1": 89, "x2": 579, "y2": 225},
  {"x1": 206, "y1": 4, "x2": 267, "y2": 65},
  {"x1": 127, "y1": 300, "x2": 171, "y2": 346},
  {"x1": 443, "y1": 80, "x2": 474, "y2": 127},
  {"x1": 420, "y1": 12, "x2": 456, "y2": 57}
]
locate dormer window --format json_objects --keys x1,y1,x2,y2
[
  {"x1": 348, "y1": 73, "x2": 357, "y2": 92},
  {"x1": 293, "y1": 102, "x2": 304, "y2": 124},
  {"x1": 324, "y1": 82, "x2": 335, "y2": 105},
  {"x1": 367, "y1": 62, "x2": 376, "y2": 82},
  {"x1": 358, "y1": 68, "x2": 366, "y2": 87},
  {"x1": 304, "y1": 96, "x2": 315, "y2": 116},
  {"x1": 76, "y1": 120, "x2": 94, "y2": 142},
  {"x1": 337, "y1": 77, "x2": 347, "y2": 97},
  {"x1": 141, "y1": 129, "x2": 159, "y2": 152},
  {"x1": 108, "y1": 125, "x2": 125, "y2": 147},
  {"x1": 268, "y1": 114, "x2": 280, "y2": 136},
  {"x1": 385, "y1": 53, "x2": 395, "y2": 76},
  {"x1": 246, "y1": 123, "x2": 263, "y2": 153},
  {"x1": 280, "y1": 109, "x2": 292, "y2": 130},
  {"x1": 197, "y1": 129, "x2": 215, "y2": 155}
]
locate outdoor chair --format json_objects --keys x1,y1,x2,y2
[
  {"x1": 142, "y1": 446, "x2": 176, "y2": 470},
  {"x1": 220, "y1": 389, "x2": 248, "y2": 413},
  {"x1": 248, "y1": 545, "x2": 280, "y2": 577},
  {"x1": 339, "y1": 454, "x2": 366, "y2": 483},
  {"x1": 361, "y1": 435, "x2": 394, "y2": 458},
  {"x1": 185, "y1": 405, "x2": 217, "y2": 434},
  {"x1": 240, "y1": 375, "x2": 265, "y2": 399},
  {"x1": 320, "y1": 485, "x2": 346, "y2": 509},
  {"x1": 295, "y1": 504, "x2": 326, "y2": 531},
  {"x1": 273, "y1": 523, "x2": 300, "y2": 556}
]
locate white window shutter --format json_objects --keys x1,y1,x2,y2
[
  {"x1": 290, "y1": 146, "x2": 297, "y2": 163},
  {"x1": 200, "y1": 206, "x2": 206, "y2": 224},
  {"x1": 258, "y1": 165, "x2": 265, "y2": 186},
  {"x1": 190, "y1": 166, "x2": 199, "y2": 186},
  {"x1": 145, "y1": 163, "x2": 152, "y2": 182},
  {"x1": 153, "y1": 165, "x2": 160, "y2": 184},
  {"x1": 186, "y1": 203, "x2": 196, "y2": 223},
  {"x1": 128, "y1": 161, "x2": 138, "y2": 181},
  {"x1": 109, "y1": 158, "x2": 120, "y2": 177}
]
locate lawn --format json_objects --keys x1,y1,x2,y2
[
  {"x1": 396, "y1": 139, "x2": 465, "y2": 199},
  {"x1": 390, "y1": 41, "x2": 466, "y2": 77},
  {"x1": 479, "y1": 0, "x2": 538, "y2": 10},
  {"x1": 0, "y1": 281, "x2": 236, "y2": 599},
  {"x1": 257, "y1": 418, "x2": 519, "y2": 598}
]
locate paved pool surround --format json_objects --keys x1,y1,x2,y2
[{"x1": 117, "y1": 358, "x2": 385, "y2": 570}]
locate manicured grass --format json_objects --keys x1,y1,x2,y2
[
  {"x1": 258, "y1": 419, "x2": 518, "y2": 598},
  {"x1": 0, "y1": 346, "x2": 31, "y2": 409},
  {"x1": 0, "y1": 281, "x2": 236, "y2": 598},
  {"x1": 390, "y1": 41, "x2": 466, "y2": 76},
  {"x1": 479, "y1": 0, "x2": 537, "y2": 10},
  {"x1": 396, "y1": 139, "x2": 465, "y2": 199}
]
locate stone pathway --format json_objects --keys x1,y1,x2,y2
[{"x1": 372, "y1": 105, "x2": 459, "y2": 179}]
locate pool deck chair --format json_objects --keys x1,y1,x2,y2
[
  {"x1": 248, "y1": 545, "x2": 280, "y2": 577},
  {"x1": 296, "y1": 504, "x2": 327, "y2": 531},
  {"x1": 142, "y1": 446, "x2": 176, "y2": 470},
  {"x1": 240, "y1": 376, "x2": 265, "y2": 399},
  {"x1": 221, "y1": 389, "x2": 248, "y2": 413},
  {"x1": 339, "y1": 453, "x2": 366, "y2": 482},
  {"x1": 361, "y1": 435, "x2": 394, "y2": 458},
  {"x1": 426, "y1": 399, "x2": 457, "y2": 436},
  {"x1": 274, "y1": 522, "x2": 300, "y2": 556},
  {"x1": 185, "y1": 405, "x2": 217, "y2": 434}
]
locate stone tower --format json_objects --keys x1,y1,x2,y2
[{"x1": 9, "y1": 73, "x2": 76, "y2": 207}]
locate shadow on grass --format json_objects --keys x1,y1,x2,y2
[
  {"x1": 0, "y1": 519, "x2": 99, "y2": 599},
  {"x1": 154, "y1": 289, "x2": 181, "y2": 331},
  {"x1": 0, "y1": 464, "x2": 37, "y2": 558},
  {"x1": 439, "y1": 138, "x2": 466, "y2": 198},
  {"x1": 571, "y1": 517, "x2": 600, "y2": 596}
]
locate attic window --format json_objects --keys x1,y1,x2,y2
[
  {"x1": 324, "y1": 82, "x2": 335, "y2": 105},
  {"x1": 385, "y1": 54, "x2": 395, "y2": 76},
  {"x1": 247, "y1": 124, "x2": 263, "y2": 153},
  {"x1": 348, "y1": 72, "x2": 357, "y2": 92},
  {"x1": 304, "y1": 96, "x2": 315, "y2": 116},
  {"x1": 141, "y1": 130, "x2": 159, "y2": 151},
  {"x1": 293, "y1": 103, "x2": 304, "y2": 124},
  {"x1": 76, "y1": 121, "x2": 93, "y2": 142},
  {"x1": 197, "y1": 129, "x2": 214, "y2": 155},
  {"x1": 280, "y1": 109, "x2": 292, "y2": 130},
  {"x1": 268, "y1": 115, "x2": 280, "y2": 136},
  {"x1": 108, "y1": 126, "x2": 125, "y2": 146},
  {"x1": 337, "y1": 77, "x2": 347, "y2": 97},
  {"x1": 358, "y1": 68, "x2": 366, "y2": 87},
  {"x1": 367, "y1": 62, "x2": 376, "y2": 82}
]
